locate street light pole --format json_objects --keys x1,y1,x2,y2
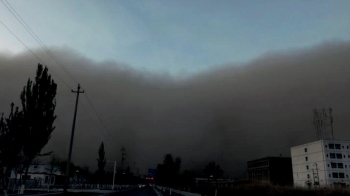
[
  {"x1": 113, "y1": 161, "x2": 116, "y2": 190},
  {"x1": 107, "y1": 161, "x2": 117, "y2": 190}
]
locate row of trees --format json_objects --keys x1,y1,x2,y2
[
  {"x1": 0, "y1": 64, "x2": 57, "y2": 195},
  {"x1": 154, "y1": 153, "x2": 224, "y2": 188}
]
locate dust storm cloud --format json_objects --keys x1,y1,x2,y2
[{"x1": 1, "y1": 41, "x2": 350, "y2": 177}]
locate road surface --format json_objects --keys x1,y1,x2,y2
[{"x1": 100, "y1": 186, "x2": 160, "y2": 196}]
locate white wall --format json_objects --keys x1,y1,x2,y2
[{"x1": 292, "y1": 140, "x2": 350, "y2": 187}]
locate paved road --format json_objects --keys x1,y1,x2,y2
[{"x1": 101, "y1": 186, "x2": 159, "y2": 196}]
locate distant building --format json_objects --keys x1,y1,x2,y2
[
  {"x1": 291, "y1": 140, "x2": 350, "y2": 188},
  {"x1": 10, "y1": 165, "x2": 64, "y2": 187},
  {"x1": 247, "y1": 157, "x2": 293, "y2": 185}
]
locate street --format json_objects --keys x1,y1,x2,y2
[{"x1": 98, "y1": 186, "x2": 159, "y2": 196}]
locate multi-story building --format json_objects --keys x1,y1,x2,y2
[
  {"x1": 291, "y1": 140, "x2": 350, "y2": 188},
  {"x1": 247, "y1": 157, "x2": 293, "y2": 185}
]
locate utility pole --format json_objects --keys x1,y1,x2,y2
[
  {"x1": 121, "y1": 147, "x2": 126, "y2": 173},
  {"x1": 64, "y1": 84, "x2": 84, "y2": 193}
]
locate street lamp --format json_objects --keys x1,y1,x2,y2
[{"x1": 106, "y1": 161, "x2": 117, "y2": 190}]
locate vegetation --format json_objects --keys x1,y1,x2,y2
[
  {"x1": 203, "y1": 161, "x2": 224, "y2": 180},
  {"x1": 155, "y1": 154, "x2": 182, "y2": 187},
  {"x1": 0, "y1": 64, "x2": 57, "y2": 194},
  {"x1": 96, "y1": 142, "x2": 106, "y2": 184}
]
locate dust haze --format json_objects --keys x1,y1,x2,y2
[{"x1": 1, "y1": 41, "x2": 350, "y2": 177}]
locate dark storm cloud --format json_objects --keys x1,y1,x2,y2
[{"x1": 1, "y1": 41, "x2": 350, "y2": 177}]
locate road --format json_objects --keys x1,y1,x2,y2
[{"x1": 101, "y1": 186, "x2": 160, "y2": 196}]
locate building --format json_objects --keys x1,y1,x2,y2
[
  {"x1": 10, "y1": 165, "x2": 64, "y2": 187},
  {"x1": 247, "y1": 157, "x2": 293, "y2": 185},
  {"x1": 291, "y1": 140, "x2": 350, "y2": 188}
]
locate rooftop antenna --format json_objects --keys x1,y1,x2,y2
[{"x1": 313, "y1": 108, "x2": 334, "y2": 140}]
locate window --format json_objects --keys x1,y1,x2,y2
[
  {"x1": 305, "y1": 148, "x2": 307, "y2": 152},
  {"x1": 348, "y1": 155, "x2": 350, "y2": 158},
  {"x1": 306, "y1": 165, "x2": 309, "y2": 170},
  {"x1": 344, "y1": 155, "x2": 346, "y2": 158},
  {"x1": 337, "y1": 153, "x2": 342, "y2": 159},
  {"x1": 330, "y1": 153, "x2": 336, "y2": 158},
  {"x1": 305, "y1": 157, "x2": 308, "y2": 161},
  {"x1": 338, "y1": 163, "x2": 344, "y2": 168},
  {"x1": 331, "y1": 163, "x2": 337, "y2": 168},
  {"x1": 328, "y1": 164, "x2": 330, "y2": 167},
  {"x1": 45, "y1": 176, "x2": 48, "y2": 183},
  {"x1": 327, "y1": 154, "x2": 329, "y2": 157},
  {"x1": 329, "y1": 174, "x2": 331, "y2": 177},
  {"x1": 347, "y1": 146, "x2": 349, "y2": 149},
  {"x1": 329, "y1": 144, "x2": 335, "y2": 149},
  {"x1": 325, "y1": 145, "x2": 328, "y2": 148},
  {"x1": 343, "y1": 146, "x2": 345, "y2": 149},
  {"x1": 307, "y1": 174, "x2": 310, "y2": 179},
  {"x1": 339, "y1": 173, "x2": 345, "y2": 178},
  {"x1": 346, "y1": 165, "x2": 347, "y2": 168},
  {"x1": 347, "y1": 175, "x2": 349, "y2": 178},
  {"x1": 50, "y1": 176, "x2": 54, "y2": 184},
  {"x1": 335, "y1": 144, "x2": 341, "y2": 149},
  {"x1": 333, "y1": 173, "x2": 339, "y2": 178}
]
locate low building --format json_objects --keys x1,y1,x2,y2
[
  {"x1": 291, "y1": 140, "x2": 350, "y2": 188},
  {"x1": 247, "y1": 157, "x2": 293, "y2": 185},
  {"x1": 10, "y1": 165, "x2": 64, "y2": 187}
]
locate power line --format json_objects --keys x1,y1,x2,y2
[
  {"x1": 1, "y1": 0, "x2": 80, "y2": 85},
  {"x1": 83, "y1": 93, "x2": 116, "y2": 139},
  {"x1": 1, "y1": 2, "x2": 116, "y2": 144},
  {"x1": 0, "y1": 19, "x2": 73, "y2": 90}
]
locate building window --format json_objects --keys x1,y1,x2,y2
[
  {"x1": 325, "y1": 145, "x2": 328, "y2": 148},
  {"x1": 306, "y1": 165, "x2": 309, "y2": 170},
  {"x1": 348, "y1": 155, "x2": 350, "y2": 158},
  {"x1": 346, "y1": 165, "x2": 347, "y2": 168},
  {"x1": 327, "y1": 154, "x2": 329, "y2": 157},
  {"x1": 347, "y1": 175, "x2": 349, "y2": 178},
  {"x1": 329, "y1": 144, "x2": 335, "y2": 149},
  {"x1": 339, "y1": 173, "x2": 345, "y2": 178},
  {"x1": 335, "y1": 144, "x2": 341, "y2": 149},
  {"x1": 307, "y1": 174, "x2": 310, "y2": 179},
  {"x1": 347, "y1": 146, "x2": 349, "y2": 149},
  {"x1": 337, "y1": 153, "x2": 342, "y2": 159},
  {"x1": 333, "y1": 173, "x2": 339, "y2": 178},
  {"x1": 338, "y1": 163, "x2": 344, "y2": 168},
  {"x1": 45, "y1": 176, "x2": 48, "y2": 183},
  {"x1": 331, "y1": 163, "x2": 337, "y2": 168},
  {"x1": 329, "y1": 174, "x2": 332, "y2": 177},
  {"x1": 305, "y1": 148, "x2": 307, "y2": 152},
  {"x1": 343, "y1": 146, "x2": 345, "y2": 149},
  {"x1": 328, "y1": 164, "x2": 330, "y2": 167},
  {"x1": 330, "y1": 153, "x2": 336, "y2": 159},
  {"x1": 305, "y1": 157, "x2": 308, "y2": 161},
  {"x1": 344, "y1": 155, "x2": 346, "y2": 158}
]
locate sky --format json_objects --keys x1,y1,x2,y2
[
  {"x1": 1, "y1": 1, "x2": 350, "y2": 178},
  {"x1": 1, "y1": 0, "x2": 350, "y2": 76}
]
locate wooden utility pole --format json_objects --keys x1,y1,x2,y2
[{"x1": 64, "y1": 84, "x2": 84, "y2": 193}]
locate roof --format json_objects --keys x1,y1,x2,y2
[
  {"x1": 26, "y1": 165, "x2": 62, "y2": 176},
  {"x1": 247, "y1": 157, "x2": 291, "y2": 163},
  {"x1": 290, "y1": 139, "x2": 350, "y2": 149}
]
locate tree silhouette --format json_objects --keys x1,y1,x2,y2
[
  {"x1": 20, "y1": 64, "x2": 57, "y2": 185},
  {"x1": 0, "y1": 104, "x2": 24, "y2": 195},
  {"x1": 155, "y1": 154, "x2": 181, "y2": 187},
  {"x1": 97, "y1": 142, "x2": 106, "y2": 183},
  {"x1": 203, "y1": 162, "x2": 224, "y2": 180}
]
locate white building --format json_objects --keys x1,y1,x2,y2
[
  {"x1": 291, "y1": 140, "x2": 350, "y2": 188},
  {"x1": 10, "y1": 165, "x2": 63, "y2": 187}
]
